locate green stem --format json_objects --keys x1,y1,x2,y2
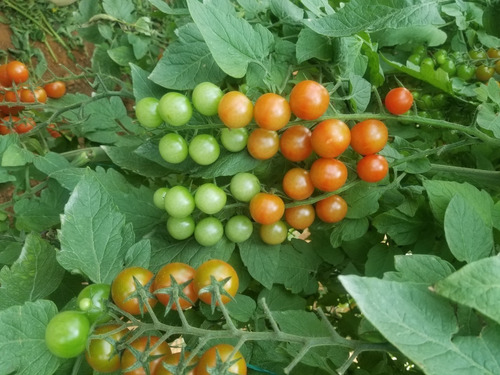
[{"x1": 429, "y1": 164, "x2": 500, "y2": 186}]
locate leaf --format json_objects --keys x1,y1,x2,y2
[
  {"x1": 476, "y1": 103, "x2": 500, "y2": 138},
  {"x1": 239, "y1": 235, "x2": 280, "y2": 289},
  {"x1": 33, "y1": 152, "x2": 72, "y2": 176},
  {"x1": 186, "y1": 0, "x2": 273, "y2": 78},
  {"x1": 296, "y1": 28, "x2": 333, "y2": 64},
  {"x1": 258, "y1": 285, "x2": 307, "y2": 311},
  {"x1": 444, "y1": 195, "x2": 494, "y2": 263},
  {"x1": 435, "y1": 256, "x2": 500, "y2": 325},
  {"x1": 364, "y1": 244, "x2": 399, "y2": 278},
  {"x1": 344, "y1": 183, "x2": 384, "y2": 219},
  {"x1": 226, "y1": 294, "x2": 256, "y2": 322},
  {"x1": 0, "y1": 300, "x2": 61, "y2": 375},
  {"x1": 1, "y1": 144, "x2": 34, "y2": 167},
  {"x1": 269, "y1": 0, "x2": 304, "y2": 24},
  {"x1": 383, "y1": 254, "x2": 455, "y2": 284},
  {"x1": 306, "y1": 0, "x2": 444, "y2": 37},
  {"x1": 190, "y1": 150, "x2": 261, "y2": 178},
  {"x1": 339, "y1": 275, "x2": 500, "y2": 375},
  {"x1": 130, "y1": 63, "x2": 165, "y2": 101},
  {"x1": 330, "y1": 218, "x2": 369, "y2": 248},
  {"x1": 0, "y1": 234, "x2": 65, "y2": 310},
  {"x1": 483, "y1": 2, "x2": 500, "y2": 38},
  {"x1": 124, "y1": 239, "x2": 151, "y2": 269},
  {"x1": 301, "y1": 0, "x2": 334, "y2": 17},
  {"x1": 371, "y1": 25, "x2": 447, "y2": 48},
  {"x1": 149, "y1": 23, "x2": 226, "y2": 90},
  {"x1": 57, "y1": 173, "x2": 145, "y2": 283},
  {"x1": 102, "y1": 145, "x2": 169, "y2": 177},
  {"x1": 147, "y1": 0, "x2": 189, "y2": 15},
  {"x1": 372, "y1": 208, "x2": 428, "y2": 246},
  {"x1": 103, "y1": 0, "x2": 134, "y2": 22},
  {"x1": 349, "y1": 74, "x2": 371, "y2": 113},
  {"x1": 108, "y1": 45, "x2": 136, "y2": 66}
]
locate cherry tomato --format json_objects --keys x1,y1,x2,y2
[
  {"x1": 384, "y1": 88, "x2": 413, "y2": 115},
  {"x1": 285, "y1": 204, "x2": 315, "y2": 230},
  {"x1": 194, "y1": 217, "x2": 225, "y2": 247},
  {"x1": 196, "y1": 344, "x2": 247, "y2": 375},
  {"x1": 45, "y1": 310, "x2": 90, "y2": 358},
  {"x1": 3, "y1": 90, "x2": 24, "y2": 115},
  {"x1": 218, "y1": 91, "x2": 253, "y2": 128},
  {"x1": 192, "y1": 82, "x2": 223, "y2": 116},
  {"x1": 282, "y1": 168, "x2": 315, "y2": 200},
  {"x1": 495, "y1": 60, "x2": 500, "y2": 75},
  {"x1": 158, "y1": 92, "x2": 193, "y2": 126},
  {"x1": 230, "y1": 172, "x2": 261, "y2": 202},
  {"x1": 289, "y1": 80, "x2": 330, "y2": 120},
  {"x1": 194, "y1": 183, "x2": 227, "y2": 215},
  {"x1": 309, "y1": 158, "x2": 348, "y2": 192},
  {"x1": 311, "y1": 119, "x2": 351, "y2": 158},
  {"x1": 475, "y1": 65, "x2": 495, "y2": 81},
  {"x1": 153, "y1": 262, "x2": 198, "y2": 310},
  {"x1": 225, "y1": 215, "x2": 254, "y2": 243},
  {"x1": 43, "y1": 80, "x2": 66, "y2": 99},
  {"x1": 350, "y1": 119, "x2": 388, "y2": 155},
  {"x1": 247, "y1": 128, "x2": 279, "y2": 160},
  {"x1": 439, "y1": 59, "x2": 456, "y2": 76},
  {"x1": 47, "y1": 123, "x2": 62, "y2": 138},
  {"x1": 167, "y1": 216, "x2": 195, "y2": 240},
  {"x1": 189, "y1": 134, "x2": 220, "y2": 165},
  {"x1": 315, "y1": 195, "x2": 348, "y2": 223},
  {"x1": 6, "y1": 61, "x2": 29, "y2": 85},
  {"x1": 433, "y1": 49, "x2": 448, "y2": 65},
  {"x1": 0, "y1": 116, "x2": 11, "y2": 135},
  {"x1": 158, "y1": 133, "x2": 188, "y2": 164},
  {"x1": 356, "y1": 154, "x2": 389, "y2": 183},
  {"x1": 13, "y1": 117, "x2": 35, "y2": 134},
  {"x1": 260, "y1": 220, "x2": 288, "y2": 245},
  {"x1": 253, "y1": 92, "x2": 291, "y2": 131},
  {"x1": 469, "y1": 49, "x2": 487, "y2": 62},
  {"x1": 156, "y1": 352, "x2": 198, "y2": 375},
  {"x1": 121, "y1": 336, "x2": 171, "y2": 375},
  {"x1": 193, "y1": 259, "x2": 239, "y2": 305},
  {"x1": 420, "y1": 57, "x2": 435, "y2": 69},
  {"x1": 487, "y1": 48, "x2": 500, "y2": 59},
  {"x1": 164, "y1": 186, "x2": 195, "y2": 218},
  {"x1": 19, "y1": 86, "x2": 47, "y2": 103},
  {"x1": 220, "y1": 127, "x2": 248, "y2": 152},
  {"x1": 407, "y1": 54, "x2": 422, "y2": 65},
  {"x1": 85, "y1": 324, "x2": 127, "y2": 373},
  {"x1": 111, "y1": 267, "x2": 157, "y2": 315},
  {"x1": 279, "y1": 125, "x2": 312, "y2": 162},
  {"x1": 153, "y1": 187, "x2": 169, "y2": 210},
  {"x1": 77, "y1": 283, "x2": 111, "y2": 324},
  {"x1": 457, "y1": 64, "x2": 476, "y2": 81},
  {"x1": 136, "y1": 97, "x2": 163, "y2": 129},
  {"x1": 0, "y1": 64, "x2": 11, "y2": 87},
  {"x1": 249, "y1": 192, "x2": 285, "y2": 225}
]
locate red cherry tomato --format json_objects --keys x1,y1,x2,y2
[
  {"x1": 309, "y1": 158, "x2": 348, "y2": 192},
  {"x1": 356, "y1": 154, "x2": 389, "y2": 182},
  {"x1": 43, "y1": 81, "x2": 67, "y2": 99},
  {"x1": 311, "y1": 119, "x2": 351, "y2": 158},
  {"x1": 111, "y1": 267, "x2": 157, "y2": 315},
  {"x1": 350, "y1": 119, "x2": 388, "y2": 155},
  {"x1": 121, "y1": 336, "x2": 171, "y2": 375},
  {"x1": 193, "y1": 259, "x2": 239, "y2": 305},
  {"x1": 196, "y1": 344, "x2": 247, "y2": 375},
  {"x1": 315, "y1": 195, "x2": 348, "y2": 223},
  {"x1": 253, "y1": 92, "x2": 291, "y2": 131},
  {"x1": 6, "y1": 61, "x2": 29, "y2": 85},
  {"x1": 19, "y1": 87, "x2": 47, "y2": 103},
  {"x1": 282, "y1": 168, "x2": 315, "y2": 200},
  {"x1": 384, "y1": 87, "x2": 413, "y2": 115},
  {"x1": 289, "y1": 80, "x2": 330, "y2": 120},
  {"x1": 279, "y1": 125, "x2": 313, "y2": 162}
]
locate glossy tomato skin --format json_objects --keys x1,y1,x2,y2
[
  {"x1": 282, "y1": 168, "x2": 315, "y2": 200},
  {"x1": 158, "y1": 92, "x2": 193, "y2": 126},
  {"x1": 193, "y1": 259, "x2": 239, "y2": 305},
  {"x1": 218, "y1": 91, "x2": 253, "y2": 128},
  {"x1": 166, "y1": 216, "x2": 195, "y2": 240},
  {"x1": 0, "y1": 64, "x2": 11, "y2": 87},
  {"x1": 230, "y1": 172, "x2": 261, "y2": 202},
  {"x1": 356, "y1": 154, "x2": 389, "y2": 183},
  {"x1": 285, "y1": 204, "x2": 315, "y2": 230},
  {"x1": 121, "y1": 336, "x2": 171, "y2": 375},
  {"x1": 135, "y1": 97, "x2": 163, "y2": 129},
  {"x1": 153, "y1": 262, "x2": 198, "y2": 310},
  {"x1": 260, "y1": 220, "x2": 288, "y2": 245},
  {"x1": 155, "y1": 352, "x2": 198, "y2": 375},
  {"x1": 194, "y1": 183, "x2": 227, "y2": 215},
  {"x1": 111, "y1": 267, "x2": 157, "y2": 315},
  {"x1": 220, "y1": 127, "x2": 248, "y2": 152},
  {"x1": 253, "y1": 93, "x2": 291, "y2": 131},
  {"x1": 77, "y1": 283, "x2": 112, "y2": 324},
  {"x1": 189, "y1": 134, "x2": 220, "y2": 165},
  {"x1": 196, "y1": 344, "x2": 247, "y2": 375},
  {"x1": 44, "y1": 81, "x2": 66, "y2": 99},
  {"x1": 225, "y1": 215, "x2": 254, "y2": 243},
  {"x1": 247, "y1": 128, "x2": 280, "y2": 160},
  {"x1": 45, "y1": 310, "x2": 91, "y2": 358},
  {"x1": 249, "y1": 192, "x2": 285, "y2": 225},
  {"x1": 164, "y1": 186, "x2": 195, "y2": 218},
  {"x1": 194, "y1": 217, "x2": 224, "y2": 247},
  {"x1": 384, "y1": 87, "x2": 413, "y2": 115},
  {"x1": 289, "y1": 80, "x2": 330, "y2": 120},
  {"x1": 158, "y1": 133, "x2": 188, "y2": 164},
  {"x1": 309, "y1": 158, "x2": 348, "y2": 192},
  {"x1": 192, "y1": 82, "x2": 223, "y2": 116},
  {"x1": 85, "y1": 324, "x2": 127, "y2": 373},
  {"x1": 311, "y1": 119, "x2": 351, "y2": 158},
  {"x1": 6, "y1": 61, "x2": 29, "y2": 85},
  {"x1": 279, "y1": 125, "x2": 312, "y2": 162},
  {"x1": 315, "y1": 195, "x2": 348, "y2": 223},
  {"x1": 19, "y1": 87, "x2": 47, "y2": 103},
  {"x1": 475, "y1": 65, "x2": 495, "y2": 81},
  {"x1": 13, "y1": 117, "x2": 35, "y2": 134},
  {"x1": 350, "y1": 119, "x2": 388, "y2": 155}
]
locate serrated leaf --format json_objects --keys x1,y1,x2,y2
[
  {"x1": 344, "y1": 183, "x2": 384, "y2": 219},
  {"x1": 301, "y1": 0, "x2": 334, "y2": 17},
  {"x1": 239, "y1": 235, "x2": 280, "y2": 289},
  {"x1": 187, "y1": 0, "x2": 273, "y2": 78},
  {"x1": 258, "y1": 285, "x2": 307, "y2": 311},
  {"x1": 124, "y1": 239, "x2": 151, "y2": 269},
  {"x1": 0, "y1": 300, "x2": 61, "y2": 375},
  {"x1": 130, "y1": 63, "x2": 165, "y2": 101},
  {"x1": 33, "y1": 152, "x2": 72, "y2": 176},
  {"x1": 330, "y1": 218, "x2": 369, "y2": 248},
  {"x1": 435, "y1": 256, "x2": 500, "y2": 325},
  {"x1": 365, "y1": 244, "x2": 399, "y2": 278},
  {"x1": 340, "y1": 275, "x2": 500, "y2": 375},
  {"x1": 1, "y1": 144, "x2": 34, "y2": 167},
  {"x1": 147, "y1": 0, "x2": 189, "y2": 15},
  {"x1": 102, "y1": 145, "x2": 169, "y2": 178},
  {"x1": 383, "y1": 254, "x2": 455, "y2": 284},
  {"x1": 0, "y1": 234, "x2": 65, "y2": 310},
  {"x1": 103, "y1": 0, "x2": 134, "y2": 22},
  {"x1": 476, "y1": 103, "x2": 500, "y2": 138},
  {"x1": 296, "y1": 28, "x2": 333, "y2": 64},
  {"x1": 269, "y1": 0, "x2": 304, "y2": 24},
  {"x1": 444, "y1": 195, "x2": 494, "y2": 263},
  {"x1": 372, "y1": 208, "x2": 428, "y2": 246},
  {"x1": 306, "y1": 0, "x2": 444, "y2": 37},
  {"x1": 226, "y1": 294, "x2": 256, "y2": 322},
  {"x1": 349, "y1": 74, "x2": 371, "y2": 112},
  {"x1": 190, "y1": 150, "x2": 261, "y2": 178},
  {"x1": 108, "y1": 45, "x2": 135, "y2": 66},
  {"x1": 371, "y1": 25, "x2": 447, "y2": 48}
]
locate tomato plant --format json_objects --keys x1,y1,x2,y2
[
  {"x1": 136, "y1": 97, "x2": 163, "y2": 128},
  {"x1": 196, "y1": 344, "x2": 247, "y2": 375},
  {"x1": 19, "y1": 87, "x2": 47, "y2": 103},
  {"x1": 158, "y1": 92, "x2": 192, "y2": 126},
  {"x1": 311, "y1": 119, "x2": 351, "y2": 158},
  {"x1": 158, "y1": 133, "x2": 188, "y2": 164},
  {"x1": 111, "y1": 267, "x2": 157, "y2": 315},
  {"x1": 121, "y1": 336, "x2": 171, "y2": 375},
  {"x1": 153, "y1": 262, "x2": 198, "y2": 310},
  {"x1": 350, "y1": 119, "x2": 388, "y2": 155},
  {"x1": 315, "y1": 195, "x2": 348, "y2": 223},
  {"x1": 218, "y1": 91, "x2": 253, "y2": 128},
  {"x1": 45, "y1": 311, "x2": 90, "y2": 358},
  {"x1": 194, "y1": 183, "x2": 227, "y2": 215},
  {"x1": 289, "y1": 80, "x2": 330, "y2": 120},
  {"x1": 6, "y1": 61, "x2": 29, "y2": 85},
  {"x1": 225, "y1": 215, "x2": 254, "y2": 243},
  {"x1": 155, "y1": 352, "x2": 198, "y2": 375},
  {"x1": 285, "y1": 204, "x2": 315, "y2": 230},
  {"x1": 259, "y1": 220, "x2": 288, "y2": 245},
  {"x1": 193, "y1": 259, "x2": 239, "y2": 305},
  {"x1": 230, "y1": 172, "x2": 261, "y2": 202},
  {"x1": 194, "y1": 217, "x2": 224, "y2": 247},
  {"x1": 85, "y1": 324, "x2": 127, "y2": 373},
  {"x1": 164, "y1": 186, "x2": 195, "y2": 218},
  {"x1": 253, "y1": 92, "x2": 291, "y2": 130},
  {"x1": 189, "y1": 134, "x2": 220, "y2": 165},
  {"x1": 166, "y1": 216, "x2": 195, "y2": 240},
  {"x1": 249, "y1": 192, "x2": 285, "y2": 225},
  {"x1": 220, "y1": 127, "x2": 248, "y2": 152}
]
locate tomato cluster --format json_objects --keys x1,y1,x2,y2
[{"x1": 0, "y1": 60, "x2": 67, "y2": 137}]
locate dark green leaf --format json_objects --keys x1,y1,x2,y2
[
  {"x1": 239, "y1": 235, "x2": 280, "y2": 289},
  {"x1": 371, "y1": 25, "x2": 447, "y2": 48},
  {"x1": 226, "y1": 294, "x2": 256, "y2": 322},
  {"x1": 258, "y1": 285, "x2": 307, "y2": 311},
  {"x1": 269, "y1": 0, "x2": 304, "y2": 24},
  {"x1": 130, "y1": 63, "x2": 165, "y2": 101},
  {"x1": 102, "y1": 145, "x2": 169, "y2": 178},
  {"x1": 372, "y1": 208, "x2": 428, "y2": 246},
  {"x1": 147, "y1": 0, "x2": 189, "y2": 15},
  {"x1": 364, "y1": 244, "x2": 399, "y2": 278},
  {"x1": 330, "y1": 218, "x2": 369, "y2": 248}
]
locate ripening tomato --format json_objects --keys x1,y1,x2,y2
[
  {"x1": 289, "y1": 80, "x2": 330, "y2": 120},
  {"x1": 153, "y1": 262, "x2": 198, "y2": 310},
  {"x1": 282, "y1": 168, "x2": 315, "y2": 200},
  {"x1": 19, "y1": 86, "x2": 47, "y2": 103},
  {"x1": 121, "y1": 336, "x2": 171, "y2": 375},
  {"x1": 260, "y1": 220, "x2": 288, "y2": 245},
  {"x1": 253, "y1": 92, "x2": 291, "y2": 131},
  {"x1": 13, "y1": 117, "x2": 35, "y2": 134},
  {"x1": 111, "y1": 267, "x2": 157, "y2": 315},
  {"x1": 350, "y1": 119, "x2": 388, "y2": 155},
  {"x1": 3, "y1": 90, "x2": 24, "y2": 115},
  {"x1": 155, "y1": 352, "x2": 198, "y2": 375},
  {"x1": 315, "y1": 195, "x2": 348, "y2": 223},
  {"x1": 6, "y1": 61, "x2": 29, "y2": 85},
  {"x1": 218, "y1": 91, "x2": 253, "y2": 128},
  {"x1": 309, "y1": 158, "x2": 348, "y2": 192},
  {"x1": 356, "y1": 154, "x2": 389, "y2": 182},
  {"x1": 47, "y1": 123, "x2": 62, "y2": 138},
  {"x1": 43, "y1": 81, "x2": 66, "y2": 99},
  {"x1": 193, "y1": 259, "x2": 239, "y2": 305},
  {"x1": 249, "y1": 192, "x2": 285, "y2": 225},
  {"x1": 384, "y1": 87, "x2": 413, "y2": 115},
  {"x1": 247, "y1": 128, "x2": 279, "y2": 160},
  {"x1": 196, "y1": 344, "x2": 247, "y2": 375},
  {"x1": 279, "y1": 125, "x2": 313, "y2": 162},
  {"x1": 285, "y1": 204, "x2": 315, "y2": 230},
  {"x1": 85, "y1": 324, "x2": 127, "y2": 373},
  {"x1": 0, "y1": 64, "x2": 10, "y2": 87},
  {"x1": 0, "y1": 116, "x2": 13, "y2": 134},
  {"x1": 311, "y1": 119, "x2": 351, "y2": 158}
]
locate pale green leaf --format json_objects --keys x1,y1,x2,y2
[
  {"x1": 296, "y1": 28, "x2": 333, "y2": 64},
  {"x1": 384, "y1": 254, "x2": 455, "y2": 284}
]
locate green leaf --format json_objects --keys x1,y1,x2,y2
[
  {"x1": 0, "y1": 300, "x2": 60, "y2": 375},
  {"x1": 349, "y1": 74, "x2": 371, "y2": 113},
  {"x1": 476, "y1": 103, "x2": 500, "y2": 138},
  {"x1": 482, "y1": 2, "x2": 500, "y2": 38},
  {"x1": 383, "y1": 254, "x2": 455, "y2": 284},
  {"x1": 301, "y1": 0, "x2": 334, "y2": 16},
  {"x1": 435, "y1": 256, "x2": 500, "y2": 325},
  {"x1": 371, "y1": 25, "x2": 447, "y2": 48},
  {"x1": 103, "y1": 0, "x2": 134, "y2": 22},
  {"x1": 330, "y1": 218, "x2": 369, "y2": 248},
  {"x1": 108, "y1": 45, "x2": 136, "y2": 67},
  {"x1": 226, "y1": 294, "x2": 256, "y2": 322},
  {"x1": 149, "y1": 23, "x2": 226, "y2": 90},
  {"x1": 364, "y1": 244, "x2": 399, "y2": 278},
  {"x1": 187, "y1": 0, "x2": 273, "y2": 78},
  {"x1": 190, "y1": 150, "x2": 261, "y2": 178},
  {"x1": 372, "y1": 208, "x2": 428, "y2": 246},
  {"x1": 344, "y1": 183, "x2": 384, "y2": 219},
  {"x1": 147, "y1": 0, "x2": 189, "y2": 15},
  {"x1": 444, "y1": 195, "x2": 494, "y2": 263},
  {"x1": 239, "y1": 235, "x2": 280, "y2": 289},
  {"x1": 124, "y1": 239, "x2": 151, "y2": 269},
  {"x1": 102, "y1": 145, "x2": 169, "y2": 178},
  {"x1": 296, "y1": 28, "x2": 333, "y2": 64},
  {"x1": 258, "y1": 285, "x2": 307, "y2": 311},
  {"x1": 0, "y1": 234, "x2": 65, "y2": 310},
  {"x1": 1, "y1": 144, "x2": 34, "y2": 167},
  {"x1": 269, "y1": 0, "x2": 304, "y2": 24},
  {"x1": 57, "y1": 173, "x2": 146, "y2": 283},
  {"x1": 130, "y1": 63, "x2": 165, "y2": 101},
  {"x1": 33, "y1": 152, "x2": 72, "y2": 176},
  {"x1": 306, "y1": 0, "x2": 444, "y2": 37},
  {"x1": 0, "y1": 241, "x2": 22, "y2": 266},
  {"x1": 340, "y1": 275, "x2": 500, "y2": 375}
]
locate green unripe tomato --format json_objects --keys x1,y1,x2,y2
[
  {"x1": 230, "y1": 172, "x2": 261, "y2": 202},
  {"x1": 194, "y1": 217, "x2": 224, "y2": 247},
  {"x1": 439, "y1": 59, "x2": 456, "y2": 76},
  {"x1": 192, "y1": 82, "x2": 223, "y2": 116},
  {"x1": 225, "y1": 215, "x2": 253, "y2": 243},
  {"x1": 158, "y1": 92, "x2": 193, "y2": 126},
  {"x1": 45, "y1": 311, "x2": 90, "y2": 358},
  {"x1": 167, "y1": 216, "x2": 195, "y2": 240},
  {"x1": 135, "y1": 97, "x2": 163, "y2": 129},
  {"x1": 456, "y1": 64, "x2": 476, "y2": 81},
  {"x1": 164, "y1": 186, "x2": 195, "y2": 218},
  {"x1": 189, "y1": 134, "x2": 220, "y2": 165},
  {"x1": 153, "y1": 187, "x2": 169, "y2": 210},
  {"x1": 158, "y1": 133, "x2": 188, "y2": 164},
  {"x1": 76, "y1": 284, "x2": 112, "y2": 324},
  {"x1": 220, "y1": 128, "x2": 248, "y2": 152},
  {"x1": 194, "y1": 183, "x2": 227, "y2": 214},
  {"x1": 434, "y1": 49, "x2": 448, "y2": 65}
]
